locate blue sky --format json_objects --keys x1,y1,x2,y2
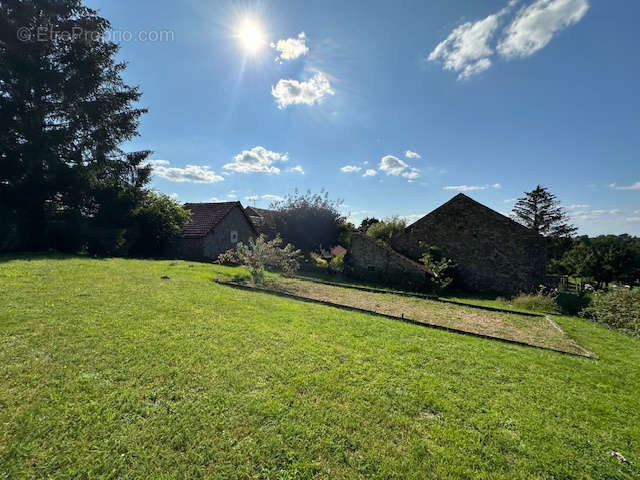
[{"x1": 87, "y1": 0, "x2": 640, "y2": 235}]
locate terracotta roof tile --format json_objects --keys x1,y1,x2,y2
[{"x1": 181, "y1": 202, "x2": 241, "y2": 238}]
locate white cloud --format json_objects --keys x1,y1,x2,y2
[
  {"x1": 209, "y1": 196, "x2": 222, "y2": 202},
  {"x1": 405, "y1": 150, "x2": 421, "y2": 160},
  {"x1": 272, "y1": 72, "x2": 335, "y2": 109},
  {"x1": 288, "y1": 165, "x2": 305, "y2": 174},
  {"x1": 148, "y1": 159, "x2": 224, "y2": 184},
  {"x1": 271, "y1": 32, "x2": 309, "y2": 62},
  {"x1": 379, "y1": 155, "x2": 421, "y2": 181},
  {"x1": 227, "y1": 193, "x2": 237, "y2": 198},
  {"x1": 612, "y1": 181, "x2": 640, "y2": 191},
  {"x1": 429, "y1": 0, "x2": 588, "y2": 79},
  {"x1": 223, "y1": 146, "x2": 288, "y2": 174},
  {"x1": 402, "y1": 168, "x2": 421, "y2": 181},
  {"x1": 362, "y1": 169, "x2": 377, "y2": 177},
  {"x1": 635, "y1": 210, "x2": 640, "y2": 215},
  {"x1": 379, "y1": 155, "x2": 409, "y2": 176},
  {"x1": 626, "y1": 217, "x2": 640, "y2": 223},
  {"x1": 444, "y1": 183, "x2": 501, "y2": 192},
  {"x1": 444, "y1": 185, "x2": 488, "y2": 192},
  {"x1": 261, "y1": 194, "x2": 285, "y2": 202},
  {"x1": 245, "y1": 195, "x2": 259, "y2": 201},
  {"x1": 498, "y1": 0, "x2": 589, "y2": 58},
  {"x1": 504, "y1": 197, "x2": 518, "y2": 203},
  {"x1": 568, "y1": 204, "x2": 590, "y2": 209},
  {"x1": 341, "y1": 165, "x2": 362, "y2": 173},
  {"x1": 168, "y1": 193, "x2": 179, "y2": 199},
  {"x1": 427, "y1": 9, "x2": 503, "y2": 80},
  {"x1": 591, "y1": 209, "x2": 623, "y2": 215}
]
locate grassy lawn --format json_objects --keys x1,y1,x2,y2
[
  {"x1": 1, "y1": 256, "x2": 639, "y2": 479},
  {"x1": 269, "y1": 277, "x2": 586, "y2": 355}
]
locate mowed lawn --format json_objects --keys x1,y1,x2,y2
[{"x1": 1, "y1": 257, "x2": 639, "y2": 479}]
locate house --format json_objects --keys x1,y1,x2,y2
[
  {"x1": 390, "y1": 193, "x2": 547, "y2": 293},
  {"x1": 244, "y1": 206, "x2": 279, "y2": 239},
  {"x1": 174, "y1": 202, "x2": 257, "y2": 261}
]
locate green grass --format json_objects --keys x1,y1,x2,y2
[{"x1": 1, "y1": 256, "x2": 639, "y2": 479}]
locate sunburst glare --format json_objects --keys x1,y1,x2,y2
[{"x1": 236, "y1": 17, "x2": 266, "y2": 55}]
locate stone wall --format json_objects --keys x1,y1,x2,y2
[
  {"x1": 345, "y1": 233, "x2": 435, "y2": 292},
  {"x1": 391, "y1": 194, "x2": 546, "y2": 294},
  {"x1": 202, "y1": 207, "x2": 255, "y2": 259}
]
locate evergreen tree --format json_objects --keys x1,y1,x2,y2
[
  {"x1": 0, "y1": 0, "x2": 151, "y2": 251},
  {"x1": 512, "y1": 185, "x2": 577, "y2": 238}
]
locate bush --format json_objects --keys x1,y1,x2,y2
[
  {"x1": 218, "y1": 235, "x2": 302, "y2": 284},
  {"x1": 329, "y1": 253, "x2": 345, "y2": 274},
  {"x1": 270, "y1": 190, "x2": 345, "y2": 253},
  {"x1": 420, "y1": 245, "x2": 456, "y2": 292},
  {"x1": 581, "y1": 288, "x2": 640, "y2": 334},
  {"x1": 310, "y1": 252, "x2": 328, "y2": 268},
  {"x1": 555, "y1": 292, "x2": 591, "y2": 316},
  {"x1": 511, "y1": 294, "x2": 559, "y2": 314},
  {"x1": 127, "y1": 191, "x2": 191, "y2": 257},
  {"x1": 366, "y1": 216, "x2": 406, "y2": 243}
]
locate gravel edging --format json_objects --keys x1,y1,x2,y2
[{"x1": 215, "y1": 279, "x2": 596, "y2": 359}]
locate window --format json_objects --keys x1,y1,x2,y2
[{"x1": 230, "y1": 230, "x2": 238, "y2": 243}]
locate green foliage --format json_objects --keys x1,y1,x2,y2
[
  {"x1": 310, "y1": 252, "x2": 328, "y2": 268},
  {"x1": 512, "y1": 185, "x2": 576, "y2": 238},
  {"x1": 555, "y1": 292, "x2": 591, "y2": 316},
  {"x1": 511, "y1": 294, "x2": 559, "y2": 314},
  {"x1": 420, "y1": 244, "x2": 456, "y2": 292},
  {"x1": 337, "y1": 222, "x2": 354, "y2": 249},
  {"x1": 329, "y1": 253, "x2": 345, "y2": 274},
  {"x1": 218, "y1": 235, "x2": 302, "y2": 284},
  {"x1": 270, "y1": 190, "x2": 345, "y2": 253},
  {"x1": 560, "y1": 235, "x2": 640, "y2": 287},
  {"x1": 581, "y1": 288, "x2": 640, "y2": 334},
  {"x1": 127, "y1": 191, "x2": 191, "y2": 257},
  {"x1": 358, "y1": 217, "x2": 380, "y2": 232},
  {"x1": 0, "y1": 0, "x2": 151, "y2": 253},
  {"x1": 366, "y1": 216, "x2": 406, "y2": 243}
]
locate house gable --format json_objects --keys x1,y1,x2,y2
[{"x1": 391, "y1": 194, "x2": 547, "y2": 293}]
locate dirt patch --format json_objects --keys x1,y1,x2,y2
[{"x1": 268, "y1": 278, "x2": 591, "y2": 356}]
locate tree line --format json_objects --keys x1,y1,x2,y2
[{"x1": 1, "y1": 0, "x2": 189, "y2": 256}]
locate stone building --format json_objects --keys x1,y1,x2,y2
[
  {"x1": 391, "y1": 193, "x2": 547, "y2": 293},
  {"x1": 345, "y1": 233, "x2": 435, "y2": 292},
  {"x1": 174, "y1": 202, "x2": 257, "y2": 261}
]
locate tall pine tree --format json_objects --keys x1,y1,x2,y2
[
  {"x1": 0, "y1": 0, "x2": 151, "y2": 252},
  {"x1": 512, "y1": 185, "x2": 577, "y2": 238}
]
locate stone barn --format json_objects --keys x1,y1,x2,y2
[
  {"x1": 345, "y1": 233, "x2": 435, "y2": 292},
  {"x1": 175, "y1": 202, "x2": 257, "y2": 261},
  {"x1": 390, "y1": 194, "x2": 547, "y2": 294}
]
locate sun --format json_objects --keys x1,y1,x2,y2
[{"x1": 237, "y1": 18, "x2": 265, "y2": 55}]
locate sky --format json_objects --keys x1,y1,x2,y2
[{"x1": 86, "y1": 0, "x2": 640, "y2": 235}]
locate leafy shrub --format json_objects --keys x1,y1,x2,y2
[
  {"x1": 310, "y1": 252, "x2": 328, "y2": 268},
  {"x1": 555, "y1": 292, "x2": 591, "y2": 316},
  {"x1": 329, "y1": 253, "x2": 345, "y2": 274},
  {"x1": 127, "y1": 191, "x2": 191, "y2": 257},
  {"x1": 218, "y1": 235, "x2": 302, "y2": 284},
  {"x1": 511, "y1": 294, "x2": 558, "y2": 314},
  {"x1": 366, "y1": 216, "x2": 406, "y2": 243},
  {"x1": 270, "y1": 190, "x2": 345, "y2": 253},
  {"x1": 581, "y1": 288, "x2": 640, "y2": 334},
  {"x1": 420, "y1": 245, "x2": 456, "y2": 292}
]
